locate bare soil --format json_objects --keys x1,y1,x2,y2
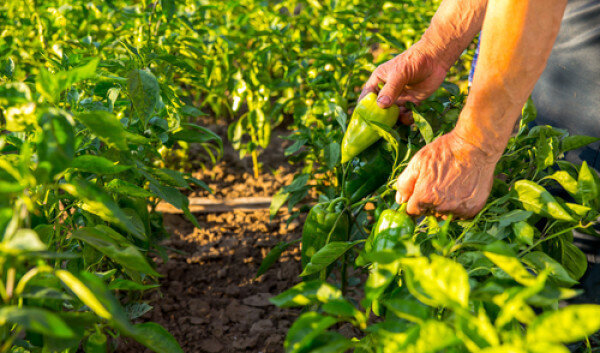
[{"x1": 117, "y1": 124, "x2": 305, "y2": 353}]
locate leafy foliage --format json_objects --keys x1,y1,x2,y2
[
  {"x1": 0, "y1": 1, "x2": 222, "y2": 351},
  {"x1": 265, "y1": 89, "x2": 600, "y2": 352}
]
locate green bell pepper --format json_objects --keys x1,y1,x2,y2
[
  {"x1": 301, "y1": 200, "x2": 350, "y2": 269},
  {"x1": 370, "y1": 208, "x2": 415, "y2": 253},
  {"x1": 341, "y1": 92, "x2": 400, "y2": 163}
]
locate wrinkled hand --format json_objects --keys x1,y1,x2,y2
[
  {"x1": 395, "y1": 131, "x2": 500, "y2": 219},
  {"x1": 360, "y1": 41, "x2": 450, "y2": 125}
]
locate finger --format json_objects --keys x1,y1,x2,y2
[
  {"x1": 398, "y1": 108, "x2": 413, "y2": 125},
  {"x1": 395, "y1": 162, "x2": 419, "y2": 204},
  {"x1": 377, "y1": 70, "x2": 409, "y2": 109},
  {"x1": 406, "y1": 193, "x2": 423, "y2": 216},
  {"x1": 359, "y1": 70, "x2": 384, "y2": 101}
]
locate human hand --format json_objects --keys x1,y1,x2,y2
[
  {"x1": 395, "y1": 131, "x2": 500, "y2": 219},
  {"x1": 360, "y1": 40, "x2": 450, "y2": 125}
]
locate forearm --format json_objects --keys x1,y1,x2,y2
[
  {"x1": 454, "y1": 0, "x2": 567, "y2": 158},
  {"x1": 418, "y1": 0, "x2": 488, "y2": 70}
]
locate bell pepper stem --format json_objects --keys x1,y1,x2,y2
[{"x1": 327, "y1": 197, "x2": 349, "y2": 212}]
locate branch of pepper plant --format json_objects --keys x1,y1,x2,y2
[
  {"x1": 320, "y1": 198, "x2": 350, "y2": 282},
  {"x1": 518, "y1": 222, "x2": 594, "y2": 257}
]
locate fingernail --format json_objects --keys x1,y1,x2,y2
[{"x1": 377, "y1": 95, "x2": 391, "y2": 106}]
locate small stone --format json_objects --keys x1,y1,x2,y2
[
  {"x1": 199, "y1": 338, "x2": 223, "y2": 353},
  {"x1": 250, "y1": 319, "x2": 274, "y2": 335},
  {"x1": 190, "y1": 317, "x2": 206, "y2": 325},
  {"x1": 242, "y1": 293, "x2": 272, "y2": 307}
]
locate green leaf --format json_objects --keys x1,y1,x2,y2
[
  {"x1": 513, "y1": 180, "x2": 575, "y2": 222},
  {"x1": 257, "y1": 240, "x2": 298, "y2": 277},
  {"x1": 378, "y1": 320, "x2": 459, "y2": 353},
  {"x1": 284, "y1": 312, "x2": 338, "y2": 353},
  {"x1": 321, "y1": 298, "x2": 363, "y2": 322},
  {"x1": 455, "y1": 309, "x2": 500, "y2": 351},
  {"x1": 365, "y1": 260, "x2": 400, "y2": 305},
  {"x1": 498, "y1": 210, "x2": 533, "y2": 228},
  {"x1": 383, "y1": 298, "x2": 430, "y2": 323},
  {"x1": 148, "y1": 168, "x2": 189, "y2": 188},
  {"x1": 0, "y1": 306, "x2": 74, "y2": 338},
  {"x1": 139, "y1": 170, "x2": 200, "y2": 229},
  {"x1": 55, "y1": 270, "x2": 113, "y2": 321},
  {"x1": 300, "y1": 241, "x2": 360, "y2": 277},
  {"x1": 127, "y1": 69, "x2": 161, "y2": 123},
  {"x1": 75, "y1": 111, "x2": 147, "y2": 151},
  {"x1": 61, "y1": 179, "x2": 146, "y2": 240},
  {"x1": 270, "y1": 281, "x2": 342, "y2": 308},
  {"x1": 131, "y1": 322, "x2": 183, "y2": 353},
  {"x1": 71, "y1": 155, "x2": 131, "y2": 174},
  {"x1": 412, "y1": 110, "x2": 434, "y2": 144},
  {"x1": 36, "y1": 109, "x2": 75, "y2": 176},
  {"x1": 269, "y1": 190, "x2": 289, "y2": 220},
  {"x1": 161, "y1": 0, "x2": 176, "y2": 18},
  {"x1": 36, "y1": 59, "x2": 99, "y2": 103},
  {"x1": 1, "y1": 229, "x2": 46, "y2": 253},
  {"x1": 171, "y1": 123, "x2": 222, "y2": 151},
  {"x1": 527, "y1": 305, "x2": 600, "y2": 344},
  {"x1": 126, "y1": 303, "x2": 153, "y2": 320},
  {"x1": 577, "y1": 161, "x2": 598, "y2": 205},
  {"x1": 71, "y1": 226, "x2": 160, "y2": 276},
  {"x1": 402, "y1": 255, "x2": 469, "y2": 308},
  {"x1": 561, "y1": 241, "x2": 588, "y2": 280},
  {"x1": 545, "y1": 171, "x2": 578, "y2": 197},
  {"x1": 521, "y1": 97, "x2": 537, "y2": 125},
  {"x1": 512, "y1": 221, "x2": 535, "y2": 246},
  {"x1": 105, "y1": 179, "x2": 153, "y2": 198},
  {"x1": 108, "y1": 278, "x2": 160, "y2": 291},
  {"x1": 534, "y1": 129, "x2": 555, "y2": 171},
  {"x1": 57, "y1": 271, "x2": 133, "y2": 333},
  {"x1": 561, "y1": 135, "x2": 600, "y2": 152},
  {"x1": 522, "y1": 251, "x2": 577, "y2": 287},
  {"x1": 324, "y1": 142, "x2": 340, "y2": 169},
  {"x1": 484, "y1": 251, "x2": 537, "y2": 286}
]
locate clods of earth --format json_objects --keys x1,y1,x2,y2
[{"x1": 118, "y1": 125, "x2": 305, "y2": 352}]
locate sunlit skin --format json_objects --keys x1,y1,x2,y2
[{"x1": 362, "y1": 0, "x2": 567, "y2": 218}]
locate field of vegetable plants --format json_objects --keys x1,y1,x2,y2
[{"x1": 1, "y1": 0, "x2": 600, "y2": 353}]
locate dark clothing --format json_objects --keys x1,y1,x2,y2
[
  {"x1": 532, "y1": 0, "x2": 600, "y2": 171},
  {"x1": 532, "y1": 0, "x2": 600, "y2": 305},
  {"x1": 471, "y1": 0, "x2": 600, "y2": 303}
]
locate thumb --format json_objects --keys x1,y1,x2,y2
[
  {"x1": 395, "y1": 161, "x2": 419, "y2": 204},
  {"x1": 377, "y1": 72, "x2": 408, "y2": 109}
]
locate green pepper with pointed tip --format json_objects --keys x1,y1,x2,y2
[{"x1": 341, "y1": 92, "x2": 400, "y2": 163}]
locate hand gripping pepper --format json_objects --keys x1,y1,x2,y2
[
  {"x1": 344, "y1": 141, "x2": 394, "y2": 203},
  {"x1": 341, "y1": 92, "x2": 400, "y2": 163},
  {"x1": 301, "y1": 199, "x2": 350, "y2": 270}
]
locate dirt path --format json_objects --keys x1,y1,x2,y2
[{"x1": 118, "y1": 125, "x2": 304, "y2": 353}]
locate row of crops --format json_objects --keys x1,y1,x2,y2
[{"x1": 1, "y1": 0, "x2": 600, "y2": 352}]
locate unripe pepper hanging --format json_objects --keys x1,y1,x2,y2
[
  {"x1": 341, "y1": 92, "x2": 400, "y2": 163},
  {"x1": 301, "y1": 199, "x2": 350, "y2": 272}
]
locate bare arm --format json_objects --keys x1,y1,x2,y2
[
  {"x1": 361, "y1": 0, "x2": 487, "y2": 117},
  {"x1": 454, "y1": 0, "x2": 567, "y2": 157},
  {"x1": 396, "y1": 0, "x2": 568, "y2": 218}
]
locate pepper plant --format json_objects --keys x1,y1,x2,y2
[
  {"x1": 262, "y1": 87, "x2": 600, "y2": 352},
  {"x1": 0, "y1": 1, "x2": 222, "y2": 352}
]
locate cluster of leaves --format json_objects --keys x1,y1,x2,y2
[
  {"x1": 0, "y1": 1, "x2": 222, "y2": 352},
  {"x1": 265, "y1": 90, "x2": 600, "y2": 352}
]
